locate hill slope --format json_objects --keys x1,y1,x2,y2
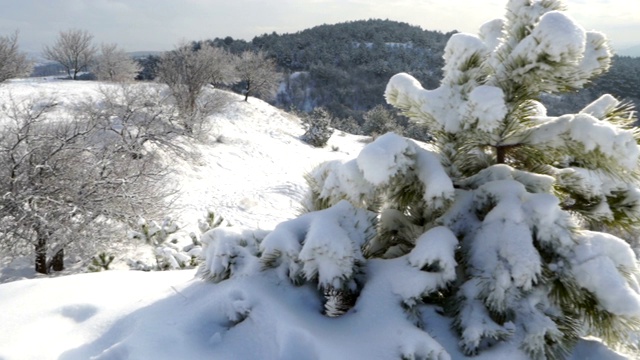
[{"x1": 0, "y1": 79, "x2": 366, "y2": 281}]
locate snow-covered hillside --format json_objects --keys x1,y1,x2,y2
[
  {"x1": 0, "y1": 80, "x2": 632, "y2": 360},
  {"x1": 0, "y1": 79, "x2": 365, "y2": 281},
  {"x1": 0, "y1": 79, "x2": 364, "y2": 232}
]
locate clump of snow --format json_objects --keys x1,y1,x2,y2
[
  {"x1": 580, "y1": 93, "x2": 619, "y2": 119},
  {"x1": 407, "y1": 226, "x2": 458, "y2": 282},
  {"x1": 571, "y1": 231, "x2": 640, "y2": 316},
  {"x1": 466, "y1": 85, "x2": 508, "y2": 132},
  {"x1": 531, "y1": 11, "x2": 585, "y2": 63},
  {"x1": 505, "y1": 0, "x2": 563, "y2": 25},
  {"x1": 415, "y1": 147, "x2": 456, "y2": 208},
  {"x1": 479, "y1": 19, "x2": 505, "y2": 53},
  {"x1": 524, "y1": 113, "x2": 639, "y2": 170},
  {"x1": 471, "y1": 181, "x2": 542, "y2": 301},
  {"x1": 579, "y1": 31, "x2": 612, "y2": 78},
  {"x1": 305, "y1": 159, "x2": 376, "y2": 209},
  {"x1": 459, "y1": 164, "x2": 555, "y2": 194},
  {"x1": 356, "y1": 132, "x2": 416, "y2": 186},
  {"x1": 506, "y1": 10, "x2": 585, "y2": 80},
  {"x1": 442, "y1": 33, "x2": 487, "y2": 86},
  {"x1": 455, "y1": 279, "x2": 513, "y2": 353},
  {"x1": 355, "y1": 132, "x2": 454, "y2": 207},
  {"x1": 260, "y1": 200, "x2": 374, "y2": 289},
  {"x1": 198, "y1": 227, "x2": 267, "y2": 282}
]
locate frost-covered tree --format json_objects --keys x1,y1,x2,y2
[
  {"x1": 42, "y1": 29, "x2": 97, "y2": 80},
  {"x1": 0, "y1": 94, "x2": 172, "y2": 274},
  {"x1": 234, "y1": 50, "x2": 281, "y2": 102},
  {"x1": 199, "y1": 1, "x2": 640, "y2": 358},
  {"x1": 361, "y1": 105, "x2": 404, "y2": 138},
  {"x1": 0, "y1": 30, "x2": 32, "y2": 82},
  {"x1": 86, "y1": 84, "x2": 197, "y2": 158},
  {"x1": 300, "y1": 107, "x2": 334, "y2": 147},
  {"x1": 157, "y1": 42, "x2": 235, "y2": 114},
  {"x1": 93, "y1": 43, "x2": 141, "y2": 82}
]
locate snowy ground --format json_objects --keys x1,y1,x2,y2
[
  {"x1": 0, "y1": 79, "x2": 365, "y2": 281},
  {"x1": 0, "y1": 80, "x2": 632, "y2": 359}
]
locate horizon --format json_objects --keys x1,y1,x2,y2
[{"x1": 2, "y1": 0, "x2": 639, "y2": 55}]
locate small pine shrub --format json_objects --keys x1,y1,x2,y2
[
  {"x1": 301, "y1": 107, "x2": 334, "y2": 147},
  {"x1": 129, "y1": 217, "x2": 179, "y2": 246},
  {"x1": 332, "y1": 116, "x2": 362, "y2": 135},
  {"x1": 88, "y1": 252, "x2": 115, "y2": 272},
  {"x1": 198, "y1": 208, "x2": 228, "y2": 235},
  {"x1": 361, "y1": 105, "x2": 404, "y2": 138}
]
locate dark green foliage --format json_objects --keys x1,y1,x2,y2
[
  {"x1": 300, "y1": 107, "x2": 334, "y2": 147},
  {"x1": 542, "y1": 56, "x2": 640, "y2": 116},
  {"x1": 130, "y1": 218, "x2": 179, "y2": 246},
  {"x1": 88, "y1": 252, "x2": 115, "y2": 272},
  {"x1": 361, "y1": 105, "x2": 405, "y2": 137},
  {"x1": 199, "y1": 209, "x2": 227, "y2": 234},
  {"x1": 206, "y1": 20, "x2": 452, "y2": 121},
  {"x1": 134, "y1": 54, "x2": 161, "y2": 80}
]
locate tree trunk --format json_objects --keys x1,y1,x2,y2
[
  {"x1": 496, "y1": 146, "x2": 506, "y2": 164},
  {"x1": 35, "y1": 237, "x2": 48, "y2": 274},
  {"x1": 244, "y1": 81, "x2": 251, "y2": 101},
  {"x1": 52, "y1": 248, "x2": 64, "y2": 272}
]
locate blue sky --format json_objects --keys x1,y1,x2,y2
[{"x1": 1, "y1": 0, "x2": 638, "y2": 53}]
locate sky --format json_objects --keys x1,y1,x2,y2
[{"x1": 1, "y1": 0, "x2": 639, "y2": 54}]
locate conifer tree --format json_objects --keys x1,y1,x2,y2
[{"x1": 200, "y1": 1, "x2": 640, "y2": 358}]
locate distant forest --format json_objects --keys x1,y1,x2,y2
[
  {"x1": 205, "y1": 19, "x2": 453, "y2": 120},
  {"x1": 33, "y1": 19, "x2": 640, "y2": 125},
  {"x1": 209, "y1": 20, "x2": 640, "y2": 119},
  {"x1": 204, "y1": 19, "x2": 640, "y2": 121}
]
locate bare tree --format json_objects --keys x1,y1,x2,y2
[
  {"x1": 90, "y1": 84, "x2": 195, "y2": 158},
  {"x1": 42, "y1": 29, "x2": 97, "y2": 80},
  {"x1": 0, "y1": 94, "x2": 172, "y2": 274},
  {"x1": 235, "y1": 50, "x2": 281, "y2": 102},
  {"x1": 157, "y1": 42, "x2": 236, "y2": 114},
  {"x1": 0, "y1": 30, "x2": 32, "y2": 82},
  {"x1": 93, "y1": 43, "x2": 141, "y2": 82}
]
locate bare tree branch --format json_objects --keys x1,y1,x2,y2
[
  {"x1": 93, "y1": 43, "x2": 142, "y2": 82},
  {"x1": 0, "y1": 92, "x2": 175, "y2": 274},
  {"x1": 42, "y1": 29, "x2": 97, "y2": 80},
  {"x1": 235, "y1": 50, "x2": 281, "y2": 102},
  {"x1": 0, "y1": 30, "x2": 32, "y2": 82}
]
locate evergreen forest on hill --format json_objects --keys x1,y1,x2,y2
[
  {"x1": 203, "y1": 19, "x2": 640, "y2": 121},
  {"x1": 206, "y1": 19, "x2": 453, "y2": 120}
]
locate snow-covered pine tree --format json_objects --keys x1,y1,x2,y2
[
  {"x1": 200, "y1": 1, "x2": 640, "y2": 358},
  {"x1": 301, "y1": 107, "x2": 335, "y2": 147}
]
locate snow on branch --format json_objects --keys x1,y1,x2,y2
[
  {"x1": 198, "y1": 227, "x2": 268, "y2": 283},
  {"x1": 522, "y1": 113, "x2": 639, "y2": 170},
  {"x1": 579, "y1": 94, "x2": 620, "y2": 119},
  {"x1": 260, "y1": 200, "x2": 375, "y2": 290},
  {"x1": 388, "y1": 226, "x2": 459, "y2": 304},
  {"x1": 571, "y1": 231, "x2": 640, "y2": 317},
  {"x1": 306, "y1": 133, "x2": 454, "y2": 215},
  {"x1": 357, "y1": 133, "x2": 454, "y2": 208}
]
